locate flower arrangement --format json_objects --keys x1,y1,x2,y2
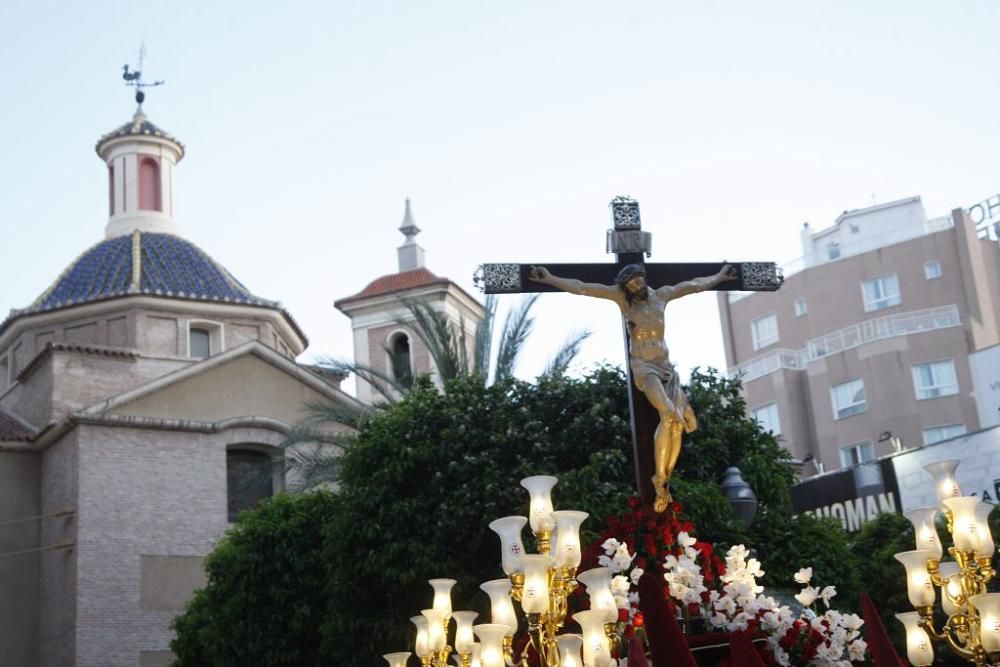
[{"x1": 582, "y1": 498, "x2": 870, "y2": 666}]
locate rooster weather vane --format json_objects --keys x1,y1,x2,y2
[{"x1": 122, "y1": 43, "x2": 164, "y2": 104}]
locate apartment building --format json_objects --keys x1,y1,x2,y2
[{"x1": 718, "y1": 196, "x2": 1000, "y2": 474}]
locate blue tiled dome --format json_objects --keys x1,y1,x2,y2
[{"x1": 26, "y1": 232, "x2": 277, "y2": 313}]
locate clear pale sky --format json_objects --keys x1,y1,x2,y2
[{"x1": 3, "y1": 2, "x2": 999, "y2": 393}]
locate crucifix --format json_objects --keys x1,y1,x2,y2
[{"x1": 474, "y1": 196, "x2": 782, "y2": 511}]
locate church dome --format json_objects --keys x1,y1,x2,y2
[{"x1": 6, "y1": 231, "x2": 279, "y2": 323}]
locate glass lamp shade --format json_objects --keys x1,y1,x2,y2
[
  {"x1": 976, "y1": 503, "x2": 996, "y2": 558},
  {"x1": 556, "y1": 634, "x2": 584, "y2": 667},
  {"x1": 452, "y1": 611, "x2": 478, "y2": 654},
  {"x1": 573, "y1": 609, "x2": 612, "y2": 667},
  {"x1": 473, "y1": 624, "x2": 511, "y2": 667},
  {"x1": 894, "y1": 550, "x2": 936, "y2": 608},
  {"x1": 521, "y1": 475, "x2": 558, "y2": 533},
  {"x1": 895, "y1": 612, "x2": 934, "y2": 666},
  {"x1": 489, "y1": 516, "x2": 528, "y2": 574},
  {"x1": 903, "y1": 507, "x2": 942, "y2": 559},
  {"x1": 422, "y1": 609, "x2": 447, "y2": 652},
  {"x1": 411, "y1": 615, "x2": 431, "y2": 658},
  {"x1": 479, "y1": 579, "x2": 517, "y2": 632},
  {"x1": 576, "y1": 567, "x2": 617, "y2": 623},
  {"x1": 924, "y1": 460, "x2": 961, "y2": 507},
  {"x1": 937, "y1": 562, "x2": 962, "y2": 615},
  {"x1": 971, "y1": 593, "x2": 1000, "y2": 653},
  {"x1": 383, "y1": 652, "x2": 412, "y2": 667},
  {"x1": 552, "y1": 510, "x2": 589, "y2": 568},
  {"x1": 943, "y1": 497, "x2": 982, "y2": 553},
  {"x1": 520, "y1": 554, "x2": 555, "y2": 613},
  {"x1": 429, "y1": 578, "x2": 457, "y2": 617}
]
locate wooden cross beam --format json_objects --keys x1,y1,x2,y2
[{"x1": 475, "y1": 196, "x2": 782, "y2": 508}]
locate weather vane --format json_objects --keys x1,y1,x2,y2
[{"x1": 122, "y1": 42, "x2": 164, "y2": 105}]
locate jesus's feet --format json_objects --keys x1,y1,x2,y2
[{"x1": 651, "y1": 475, "x2": 672, "y2": 513}]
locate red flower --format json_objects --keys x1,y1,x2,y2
[{"x1": 633, "y1": 612, "x2": 644, "y2": 628}]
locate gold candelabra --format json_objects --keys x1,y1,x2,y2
[
  {"x1": 383, "y1": 475, "x2": 621, "y2": 667},
  {"x1": 895, "y1": 459, "x2": 1000, "y2": 667}
]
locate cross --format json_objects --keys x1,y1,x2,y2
[{"x1": 474, "y1": 196, "x2": 782, "y2": 508}]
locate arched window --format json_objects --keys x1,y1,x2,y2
[
  {"x1": 189, "y1": 328, "x2": 211, "y2": 359},
  {"x1": 227, "y1": 449, "x2": 275, "y2": 522},
  {"x1": 139, "y1": 156, "x2": 162, "y2": 211},
  {"x1": 390, "y1": 332, "x2": 412, "y2": 383}
]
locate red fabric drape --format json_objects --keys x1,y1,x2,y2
[
  {"x1": 861, "y1": 593, "x2": 908, "y2": 667},
  {"x1": 728, "y1": 630, "x2": 766, "y2": 667},
  {"x1": 637, "y1": 572, "x2": 698, "y2": 667}
]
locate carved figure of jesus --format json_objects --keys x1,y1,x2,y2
[{"x1": 530, "y1": 263, "x2": 736, "y2": 512}]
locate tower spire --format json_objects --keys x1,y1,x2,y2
[{"x1": 397, "y1": 198, "x2": 425, "y2": 271}]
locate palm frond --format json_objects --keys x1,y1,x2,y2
[
  {"x1": 474, "y1": 294, "x2": 497, "y2": 380},
  {"x1": 494, "y1": 294, "x2": 539, "y2": 382},
  {"x1": 543, "y1": 329, "x2": 592, "y2": 376},
  {"x1": 319, "y1": 357, "x2": 409, "y2": 406},
  {"x1": 398, "y1": 297, "x2": 464, "y2": 381}
]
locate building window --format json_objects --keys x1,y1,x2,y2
[
  {"x1": 924, "y1": 260, "x2": 942, "y2": 279},
  {"x1": 912, "y1": 359, "x2": 958, "y2": 399},
  {"x1": 751, "y1": 402, "x2": 781, "y2": 435},
  {"x1": 139, "y1": 156, "x2": 162, "y2": 211},
  {"x1": 831, "y1": 378, "x2": 867, "y2": 419},
  {"x1": 187, "y1": 320, "x2": 223, "y2": 359},
  {"x1": 751, "y1": 313, "x2": 779, "y2": 350},
  {"x1": 389, "y1": 332, "x2": 412, "y2": 384},
  {"x1": 794, "y1": 298, "x2": 807, "y2": 317},
  {"x1": 0, "y1": 354, "x2": 8, "y2": 391},
  {"x1": 862, "y1": 274, "x2": 901, "y2": 312},
  {"x1": 227, "y1": 449, "x2": 276, "y2": 522},
  {"x1": 923, "y1": 424, "x2": 966, "y2": 445},
  {"x1": 827, "y1": 243, "x2": 841, "y2": 260},
  {"x1": 839, "y1": 441, "x2": 875, "y2": 468}
]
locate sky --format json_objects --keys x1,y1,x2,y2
[{"x1": 2, "y1": 1, "x2": 1000, "y2": 395}]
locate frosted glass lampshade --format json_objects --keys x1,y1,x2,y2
[
  {"x1": 904, "y1": 507, "x2": 942, "y2": 559},
  {"x1": 489, "y1": 516, "x2": 528, "y2": 574},
  {"x1": 556, "y1": 634, "x2": 584, "y2": 667},
  {"x1": 976, "y1": 503, "x2": 996, "y2": 558},
  {"x1": 470, "y1": 643, "x2": 482, "y2": 667},
  {"x1": 573, "y1": 609, "x2": 612, "y2": 667},
  {"x1": 924, "y1": 460, "x2": 961, "y2": 507},
  {"x1": 480, "y1": 579, "x2": 517, "y2": 632},
  {"x1": 429, "y1": 578, "x2": 457, "y2": 617},
  {"x1": 473, "y1": 624, "x2": 511, "y2": 667},
  {"x1": 971, "y1": 593, "x2": 1000, "y2": 652},
  {"x1": 576, "y1": 567, "x2": 617, "y2": 623},
  {"x1": 520, "y1": 554, "x2": 555, "y2": 613},
  {"x1": 422, "y1": 609, "x2": 446, "y2": 652},
  {"x1": 383, "y1": 652, "x2": 411, "y2": 667},
  {"x1": 452, "y1": 611, "x2": 478, "y2": 654},
  {"x1": 552, "y1": 510, "x2": 589, "y2": 568},
  {"x1": 521, "y1": 475, "x2": 558, "y2": 532},
  {"x1": 894, "y1": 550, "x2": 936, "y2": 608},
  {"x1": 411, "y1": 615, "x2": 431, "y2": 658},
  {"x1": 943, "y1": 497, "x2": 982, "y2": 552},
  {"x1": 938, "y1": 562, "x2": 962, "y2": 615},
  {"x1": 895, "y1": 612, "x2": 934, "y2": 666}
]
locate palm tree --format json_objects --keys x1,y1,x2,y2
[{"x1": 282, "y1": 294, "x2": 590, "y2": 487}]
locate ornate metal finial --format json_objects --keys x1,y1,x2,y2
[
  {"x1": 610, "y1": 195, "x2": 641, "y2": 230},
  {"x1": 607, "y1": 195, "x2": 651, "y2": 256},
  {"x1": 122, "y1": 42, "x2": 165, "y2": 105}
]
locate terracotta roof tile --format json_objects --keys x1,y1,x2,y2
[
  {"x1": 335, "y1": 268, "x2": 447, "y2": 307},
  {"x1": 0, "y1": 409, "x2": 36, "y2": 442}
]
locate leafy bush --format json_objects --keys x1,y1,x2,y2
[{"x1": 170, "y1": 491, "x2": 340, "y2": 666}]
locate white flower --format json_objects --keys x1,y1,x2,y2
[
  {"x1": 610, "y1": 575, "x2": 630, "y2": 595},
  {"x1": 601, "y1": 538, "x2": 621, "y2": 556},
  {"x1": 820, "y1": 585, "x2": 837, "y2": 607},
  {"x1": 772, "y1": 646, "x2": 791, "y2": 667},
  {"x1": 677, "y1": 531, "x2": 697, "y2": 549},
  {"x1": 794, "y1": 585, "x2": 818, "y2": 607},
  {"x1": 598, "y1": 554, "x2": 612, "y2": 568},
  {"x1": 611, "y1": 543, "x2": 635, "y2": 571},
  {"x1": 629, "y1": 567, "x2": 644, "y2": 585},
  {"x1": 848, "y1": 638, "x2": 868, "y2": 662},
  {"x1": 793, "y1": 567, "x2": 813, "y2": 584}
]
